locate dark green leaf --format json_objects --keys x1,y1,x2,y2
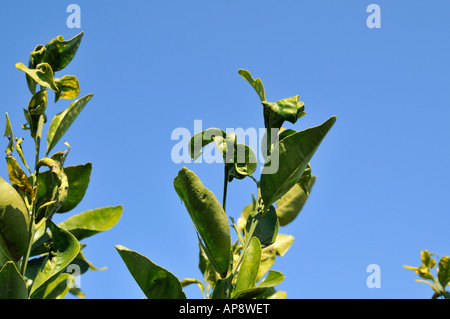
[
  {"x1": 245, "y1": 206, "x2": 279, "y2": 248},
  {"x1": 174, "y1": 167, "x2": 231, "y2": 278},
  {"x1": 115, "y1": 245, "x2": 186, "y2": 299},
  {"x1": 33, "y1": 163, "x2": 92, "y2": 214},
  {"x1": 44, "y1": 32, "x2": 83, "y2": 72},
  {"x1": 260, "y1": 116, "x2": 336, "y2": 208},
  {"x1": 0, "y1": 261, "x2": 28, "y2": 299}
]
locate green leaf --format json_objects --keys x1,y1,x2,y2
[
  {"x1": 0, "y1": 176, "x2": 31, "y2": 262},
  {"x1": 58, "y1": 205, "x2": 123, "y2": 241},
  {"x1": 262, "y1": 95, "x2": 306, "y2": 130},
  {"x1": 188, "y1": 128, "x2": 226, "y2": 161},
  {"x1": 238, "y1": 69, "x2": 266, "y2": 102},
  {"x1": 6, "y1": 155, "x2": 33, "y2": 196},
  {"x1": 232, "y1": 270, "x2": 285, "y2": 299},
  {"x1": 230, "y1": 143, "x2": 257, "y2": 179},
  {"x1": 44, "y1": 32, "x2": 83, "y2": 72},
  {"x1": 0, "y1": 261, "x2": 28, "y2": 299},
  {"x1": 173, "y1": 167, "x2": 231, "y2": 278},
  {"x1": 260, "y1": 116, "x2": 336, "y2": 208},
  {"x1": 46, "y1": 94, "x2": 93, "y2": 156},
  {"x1": 115, "y1": 245, "x2": 186, "y2": 299},
  {"x1": 4, "y1": 113, "x2": 14, "y2": 155},
  {"x1": 30, "y1": 220, "x2": 80, "y2": 297},
  {"x1": 15, "y1": 138, "x2": 31, "y2": 174},
  {"x1": 245, "y1": 206, "x2": 279, "y2": 248},
  {"x1": 15, "y1": 62, "x2": 59, "y2": 92},
  {"x1": 26, "y1": 44, "x2": 46, "y2": 95},
  {"x1": 438, "y1": 256, "x2": 450, "y2": 288},
  {"x1": 33, "y1": 163, "x2": 92, "y2": 214},
  {"x1": 272, "y1": 234, "x2": 295, "y2": 257},
  {"x1": 276, "y1": 175, "x2": 316, "y2": 226},
  {"x1": 35, "y1": 154, "x2": 69, "y2": 219},
  {"x1": 211, "y1": 276, "x2": 233, "y2": 299},
  {"x1": 233, "y1": 237, "x2": 261, "y2": 296},
  {"x1": 30, "y1": 273, "x2": 74, "y2": 299},
  {"x1": 54, "y1": 75, "x2": 80, "y2": 102}
]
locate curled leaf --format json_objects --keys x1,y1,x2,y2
[
  {"x1": 54, "y1": 75, "x2": 80, "y2": 102},
  {"x1": 15, "y1": 62, "x2": 59, "y2": 92},
  {"x1": 6, "y1": 155, "x2": 33, "y2": 196}
]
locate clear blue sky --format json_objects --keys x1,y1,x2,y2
[{"x1": 1, "y1": 1, "x2": 449, "y2": 299}]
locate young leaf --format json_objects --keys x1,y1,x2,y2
[
  {"x1": 46, "y1": 94, "x2": 93, "y2": 156},
  {"x1": 238, "y1": 69, "x2": 266, "y2": 102},
  {"x1": 233, "y1": 237, "x2": 262, "y2": 296},
  {"x1": 0, "y1": 261, "x2": 28, "y2": 299},
  {"x1": 262, "y1": 95, "x2": 306, "y2": 130},
  {"x1": 26, "y1": 44, "x2": 46, "y2": 95},
  {"x1": 276, "y1": 175, "x2": 316, "y2": 226},
  {"x1": 174, "y1": 167, "x2": 231, "y2": 278},
  {"x1": 260, "y1": 116, "x2": 336, "y2": 208},
  {"x1": 4, "y1": 113, "x2": 14, "y2": 155},
  {"x1": 44, "y1": 32, "x2": 84, "y2": 72},
  {"x1": 0, "y1": 177, "x2": 30, "y2": 262},
  {"x1": 188, "y1": 128, "x2": 226, "y2": 161},
  {"x1": 30, "y1": 220, "x2": 80, "y2": 297},
  {"x1": 15, "y1": 62, "x2": 59, "y2": 92},
  {"x1": 15, "y1": 138, "x2": 31, "y2": 174},
  {"x1": 115, "y1": 245, "x2": 186, "y2": 299}
]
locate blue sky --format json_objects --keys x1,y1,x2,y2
[{"x1": 1, "y1": 1, "x2": 449, "y2": 299}]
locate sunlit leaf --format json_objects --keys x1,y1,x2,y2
[
  {"x1": 46, "y1": 94, "x2": 93, "y2": 156},
  {"x1": 115, "y1": 245, "x2": 186, "y2": 299}
]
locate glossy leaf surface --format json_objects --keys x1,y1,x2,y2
[
  {"x1": 30, "y1": 221, "x2": 80, "y2": 297},
  {"x1": 233, "y1": 237, "x2": 261, "y2": 296},
  {"x1": 260, "y1": 116, "x2": 336, "y2": 208},
  {"x1": 115, "y1": 245, "x2": 186, "y2": 299}
]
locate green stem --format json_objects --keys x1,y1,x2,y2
[
  {"x1": 20, "y1": 115, "x2": 43, "y2": 276},
  {"x1": 223, "y1": 165, "x2": 229, "y2": 212}
]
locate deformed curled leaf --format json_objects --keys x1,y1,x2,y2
[{"x1": 173, "y1": 167, "x2": 231, "y2": 278}]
